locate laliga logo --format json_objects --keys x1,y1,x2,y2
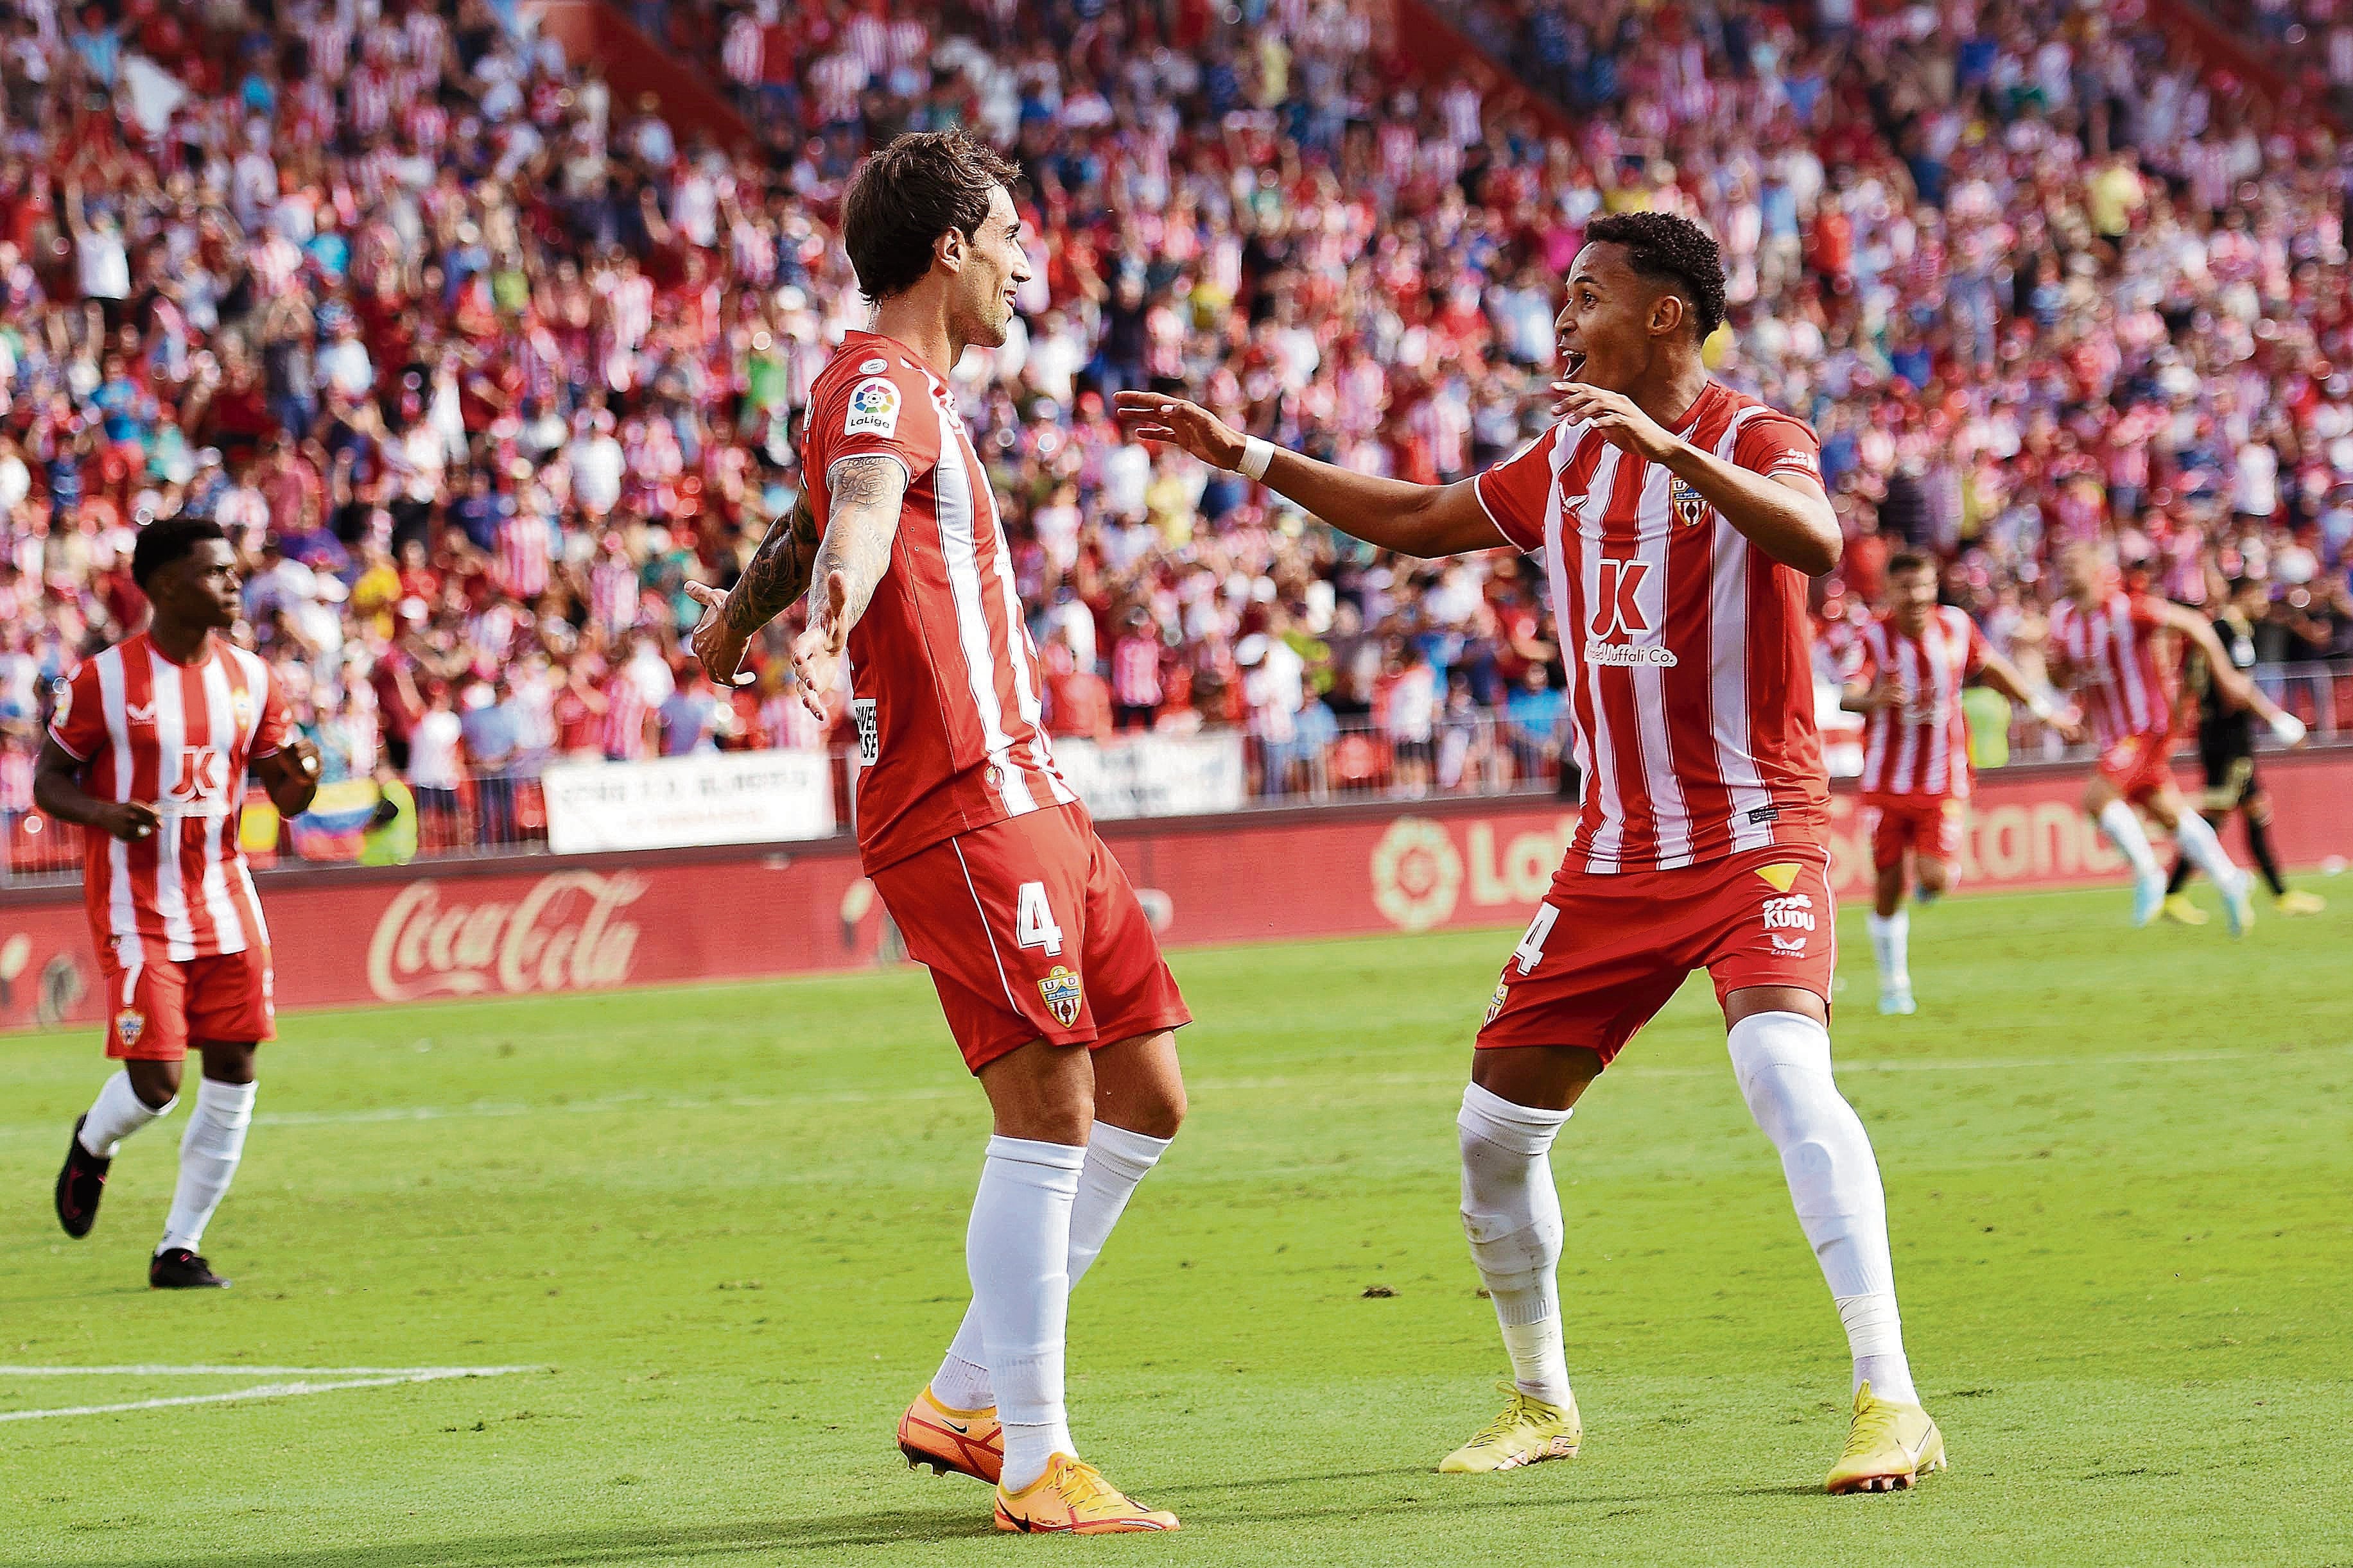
[
  {"x1": 366, "y1": 872, "x2": 647, "y2": 1002},
  {"x1": 1369, "y1": 817, "x2": 1463, "y2": 931}
]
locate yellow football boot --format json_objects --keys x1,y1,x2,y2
[
  {"x1": 2275, "y1": 889, "x2": 2327, "y2": 917},
  {"x1": 2158, "y1": 893, "x2": 2209, "y2": 926},
  {"x1": 1824, "y1": 1383, "x2": 1946, "y2": 1494},
  {"x1": 896, "y1": 1386, "x2": 1002, "y2": 1485},
  {"x1": 1439, "y1": 1382, "x2": 1583, "y2": 1473},
  {"x1": 993, "y1": 1454, "x2": 1179, "y2": 1533}
]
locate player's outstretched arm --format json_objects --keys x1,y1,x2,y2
[
  {"x1": 1112, "y1": 392, "x2": 1506, "y2": 558},
  {"x1": 788, "y1": 455, "x2": 909, "y2": 719},
  {"x1": 2151, "y1": 601, "x2": 2305, "y2": 745},
  {"x1": 1972, "y1": 649, "x2": 2084, "y2": 743},
  {"x1": 686, "y1": 491, "x2": 823, "y2": 687},
  {"x1": 31, "y1": 737, "x2": 158, "y2": 843}
]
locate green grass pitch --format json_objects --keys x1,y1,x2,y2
[{"x1": 2, "y1": 880, "x2": 2350, "y2": 1567}]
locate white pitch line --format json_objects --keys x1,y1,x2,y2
[
  {"x1": 0, "y1": 1365, "x2": 531, "y2": 1424},
  {"x1": 0, "y1": 1365, "x2": 532, "y2": 1377}
]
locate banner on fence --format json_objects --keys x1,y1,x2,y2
[
  {"x1": 541, "y1": 751, "x2": 835, "y2": 854},
  {"x1": 1051, "y1": 732, "x2": 1247, "y2": 820},
  {"x1": 6, "y1": 750, "x2": 2349, "y2": 1031}
]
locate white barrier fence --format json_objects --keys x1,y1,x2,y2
[{"x1": 540, "y1": 750, "x2": 836, "y2": 855}]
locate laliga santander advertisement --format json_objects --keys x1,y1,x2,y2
[{"x1": 4, "y1": 751, "x2": 2350, "y2": 1031}]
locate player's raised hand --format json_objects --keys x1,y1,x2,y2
[
  {"x1": 684, "y1": 578, "x2": 756, "y2": 687},
  {"x1": 285, "y1": 736, "x2": 322, "y2": 780},
  {"x1": 1112, "y1": 392, "x2": 1247, "y2": 470},
  {"x1": 790, "y1": 569, "x2": 851, "y2": 721},
  {"x1": 1549, "y1": 382, "x2": 1680, "y2": 461}
]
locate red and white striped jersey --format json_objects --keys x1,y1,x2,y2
[
  {"x1": 2049, "y1": 591, "x2": 2173, "y2": 750},
  {"x1": 801, "y1": 331, "x2": 1076, "y2": 873},
  {"x1": 1476, "y1": 381, "x2": 1830, "y2": 873},
  {"x1": 1848, "y1": 607, "x2": 1989, "y2": 800},
  {"x1": 47, "y1": 632, "x2": 290, "y2": 961}
]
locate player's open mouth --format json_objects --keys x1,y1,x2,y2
[{"x1": 1563, "y1": 350, "x2": 1587, "y2": 378}]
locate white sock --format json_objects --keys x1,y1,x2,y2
[
  {"x1": 1724, "y1": 1012, "x2": 1918, "y2": 1406},
  {"x1": 79, "y1": 1069, "x2": 176, "y2": 1158},
  {"x1": 931, "y1": 1121, "x2": 1173, "y2": 1413},
  {"x1": 1866, "y1": 909, "x2": 1910, "y2": 990},
  {"x1": 157, "y1": 1078, "x2": 256, "y2": 1256},
  {"x1": 967, "y1": 1135, "x2": 1085, "y2": 1492},
  {"x1": 2170, "y1": 811, "x2": 2240, "y2": 890},
  {"x1": 2096, "y1": 799, "x2": 2160, "y2": 881},
  {"x1": 1457, "y1": 1081, "x2": 1574, "y2": 1406}
]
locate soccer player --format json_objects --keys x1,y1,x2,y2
[
  {"x1": 41, "y1": 517, "x2": 320, "y2": 1289},
  {"x1": 685, "y1": 131, "x2": 1188, "y2": 1535},
  {"x1": 1841, "y1": 553, "x2": 2081, "y2": 1014},
  {"x1": 2159, "y1": 576, "x2": 2320, "y2": 923},
  {"x1": 1122, "y1": 212, "x2": 1941, "y2": 1494},
  {"x1": 2046, "y1": 542, "x2": 2302, "y2": 935}
]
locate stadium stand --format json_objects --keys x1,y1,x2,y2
[{"x1": 2, "y1": 0, "x2": 2349, "y2": 877}]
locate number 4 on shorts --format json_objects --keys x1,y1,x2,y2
[
  {"x1": 1512, "y1": 904, "x2": 1558, "y2": 975},
  {"x1": 1016, "y1": 881, "x2": 1066, "y2": 956}
]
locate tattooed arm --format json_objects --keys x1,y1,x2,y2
[
  {"x1": 787, "y1": 456, "x2": 909, "y2": 719},
  {"x1": 684, "y1": 490, "x2": 823, "y2": 685}
]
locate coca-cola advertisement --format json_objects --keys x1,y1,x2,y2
[{"x1": 4, "y1": 752, "x2": 2349, "y2": 1033}]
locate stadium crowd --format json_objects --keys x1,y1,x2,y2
[{"x1": 4, "y1": 0, "x2": 2353, "y2": 863}]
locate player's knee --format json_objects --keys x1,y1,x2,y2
[
  {"x1": 1918, "y1": 859, "x2": 1950, "y2": 895},
  {"x1": 126, "y1": 1059, "x2": 182, "y2": 1110},
  {"x1": 1120, "y1": 1081, "x2": 1186, "y2": 1141},
  {"x1": 198, "y1": 1040, "x2": 259, "y2": 1085}
]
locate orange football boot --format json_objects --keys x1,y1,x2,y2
[
  {"x1": 993, "y1": 1454, "x2": 1180, "y2": 1534},
  {"x1": 897, "y1": 1386, "x2": 1003, "y2": 1484}
]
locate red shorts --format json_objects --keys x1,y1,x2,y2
[
  {"x1": 2097, "y1": 730, "x2": 2178, "y2": 806},
  {"x1": 98, "y1": 940, "x2": 275, "y2": 1060},
  {"x1": 1476, "y1": 843, "x2": 1836, "y2": 1067},
  {"x1": 1861, "y1": 793, "x2": 1966, "y2": 873},
  {"x1": 871, "y1": 803, "x2": 1191, "y2": 1074}
]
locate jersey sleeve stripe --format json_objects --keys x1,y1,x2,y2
[{"x1": 1470, "y1": 473, "x2": 1524, "y2": 552}]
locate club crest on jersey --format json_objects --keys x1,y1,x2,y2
[
  {"x1": 1038, "y1": 965, "x2": 1084, "y2": 1029},
  {"x1": 844, "y1": 377, "x2": 900, "y2": 438},
  {"x1": 114, "y1": 1008, "x2": 145, "y2": 1047},
  {"x1": 1485, "y1": 978, "x2": 1510, "y2": 1024},
  {"x1": 232, "y1": 687, "x2": 257, "y2": 728},
  {"x1": 1671, "y1": 476, "x2": 1709, "y2": 527}
]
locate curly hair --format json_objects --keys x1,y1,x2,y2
[
  {"x1": 1581, "y1": 212, "x2": 1727, "y2": 340},
  {"x1": 841, "y1": 129, "x2": 1022, "y2": 304},
  {"x1": 130, "y1": 515, "x2": 229, "y2": 590}
]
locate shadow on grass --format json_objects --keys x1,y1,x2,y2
[
  {"x1": 78, "y1": 1475, "x2": 1832, "y2": 1567},
  {"x1": 84, "y1": 1506, "x2": 994, "y2": 1568}
]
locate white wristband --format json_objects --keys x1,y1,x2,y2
[
  {"x1": 1237, "y1": 435, "x2": 1274, "y2": 481},
  {"x1": 2271, "y1": 711, "x2": 2307, "y2": 746},
  {"x1": 2027, "y1": 696, "x2": 2058, "y2": 724}
]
